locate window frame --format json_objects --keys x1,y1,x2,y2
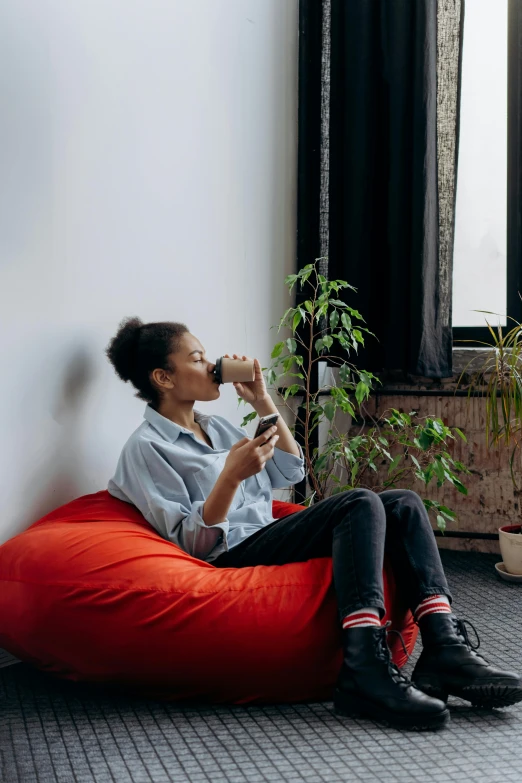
[{"x1": 452, "y1": 0, "x2": 522, "y2": 346}]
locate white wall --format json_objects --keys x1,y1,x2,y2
[
  {"x1": 452, "y1": 0, "x2": 508, "y2": 327},
  {"x1": 0, "y1": 0, "x2": 299, "y2": 544}
]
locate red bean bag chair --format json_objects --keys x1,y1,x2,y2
[{"x1": 0, "y1": 490, "x2": 419, "y2": 704}]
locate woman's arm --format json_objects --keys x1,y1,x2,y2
[{"x1": 202, "y1": 470, "x2": 241, "y2": 525}]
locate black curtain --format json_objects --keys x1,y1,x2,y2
[
  {"x1": 298, "y1": 0, "x2": 465, "y2": 379},
  {"x1": 294, "y1": 0, "x2": 464, "y2": 501}
]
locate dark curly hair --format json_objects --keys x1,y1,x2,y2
[{"x1": 105, "y1": 316, "x2": 190, "y2": 410}]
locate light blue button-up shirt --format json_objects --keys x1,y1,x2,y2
[{"x1": 107, "y1": 403, "x2": 306, "y2": 562}]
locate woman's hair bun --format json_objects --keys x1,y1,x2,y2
[
  {"x1": 105, "y1": 316, "x2": 144, "y2": 383},
  {"x1": 105, "y1": 316, "x2": 189, "y2": 408}
]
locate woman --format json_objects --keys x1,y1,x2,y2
[{"x1": 106, "y1": 317, "x2": 522, "y2": 732}]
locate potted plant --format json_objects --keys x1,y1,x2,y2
[
  {"x1": 237, "y1": 259, "x2": 469, "y2": 533},
  {"x1": 497, "y1": 523, "x2": 522, "y2": 575},
  {"x1": 457, "y1": 310, "x2": 522, "y2": 574}
]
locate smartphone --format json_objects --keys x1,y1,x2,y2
[{"x1": 253, "y1": 413, "x2": 280, "y2": 439}]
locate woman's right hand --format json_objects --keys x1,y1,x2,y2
[{"x1": 223, "y1": 426, "x2": 279, "y2": 484}]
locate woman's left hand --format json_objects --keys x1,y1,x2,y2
[{"x1": 223, "y1": 354, "x2": 268, "y2": 405}]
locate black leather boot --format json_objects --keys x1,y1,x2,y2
[
  {"x1": 411, "y1": 613, "x2": 522, "y2": 708},
  {"x1": 333, "y1": 620, "x2": 450, "y2": 730}
]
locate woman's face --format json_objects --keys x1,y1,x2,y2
[{"x1": 167, "y1": 333, "x2": 221, "y2": 401}]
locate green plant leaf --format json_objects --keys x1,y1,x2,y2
[
  {"x1": 342, "y1": 445, "x2": 353, "y2": 461},
  {"x1": 355, "y1": 382, "x2": 369, "y2": 405},
  {"x1": 240, "y1": 411, "x2": 259, "y2": 428},
  {"x1": 283, "y1": 355, "x2": 294, "y2": 373},
  {"x1": 432, "y1": 419, "x2": 444, "y2": 435},
  {"x1": 410, "y1": 454, "x2": 421, "y2": 470},
  {"x1": 324, "y1": 402, "x2": 336, "y2": 422},
  {"x1": 388, "y1": 454, "x2": 402, "y2": 474},
  {"x1": 438, "y1": 506, "x2": 457, "y2": 520},
  {"x1": 358, "y1": 371, "x2": 373, "y2": 387},
  {"x1": 339, "y1": 363, "x2": 351, "y2": 383},
  {"x1": 452, "y1": 477, "x2": 468, "y2": 495},
  {"x1": 433, "y1": 459, "x2": 446, "y2": 485},
  {"x1": 418, "y1": 430, "x2": 433, "y2": 450},
  {"x1": 292, "y1": 311, "x2": 302, "y2": 332},
  {"x1": 271, "y1": 342, "x2": 285, "y2": 358},
  {"x1": 322, "y1": 334, "x2": 334, "y2": 350},
  {"x1": 341, "y1": 312, "x2": 352, "y2": 331},
  {"x1": 423, "y1": 463, "x2": 434, "y2": 484},
  {"x1": 283, "y1": 384, "x2": 301, "y2": 400}
]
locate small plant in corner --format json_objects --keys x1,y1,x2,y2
[
  {"x1": 455, "y1": 308, "x2": 522, "y2": 575},
  {"x1": 456, "y1": 306, "x2": 522, "y2": 497}
]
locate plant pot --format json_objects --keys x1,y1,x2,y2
[{"x1": 498, "y1": 524, "x2": 522, "y2": 575}]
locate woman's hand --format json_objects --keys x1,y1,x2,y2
[
  {"x1": 223, "y1": 354, "x2": 268, "y2": 405},
  {"x1": 223, "y1": 426, "x2": 279, "y2": 482}
]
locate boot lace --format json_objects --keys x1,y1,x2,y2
[
  {"x1": 452, "y1": 616, "x2": 482, "y2": 652},
  {"x1": 376, "y1": 621, "x2": 414, "y2": 690}
]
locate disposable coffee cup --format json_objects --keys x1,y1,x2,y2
[{"x1": 213, "y1": 357, "x2": 255, "y2": 384}]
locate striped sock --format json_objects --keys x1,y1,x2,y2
[
  {"x1": 414, "y1": 594, "x2": 452, "y2": 624},
  {"x1": 342, "y1": 607, "x2": 382, "y2": 630}
]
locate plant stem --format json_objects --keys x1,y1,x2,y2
[{"x1": 302, "y1": 286, "x2": 324, "y2": 502}]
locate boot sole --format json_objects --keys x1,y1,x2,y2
[
  {"x1": 413, "y1": 676, "x2": 522, "y2": 709},
  {"x1": 333, "y1": 688, "x2": 450, "y2": 731}
]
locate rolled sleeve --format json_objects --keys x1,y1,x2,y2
[
  {"x1": 145, "y1": 496, "x2": 230, "y2": 562},
  {"x1": 265, "y1": 441, "x2": 307, "y2": 489},
  {"x1": 125, "y1": 439, "x2": 230, "y2": 561},
  {"x1": 152, "y1": 499, "x2": 230, "y2": 560}
]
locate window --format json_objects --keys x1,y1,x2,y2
[{"x1": 452, "y1": 0, "x2": 522, "y2": 344}]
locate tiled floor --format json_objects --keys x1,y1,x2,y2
[{"x1": 1, "y1": 550, "x2": 521, "y2": 783}]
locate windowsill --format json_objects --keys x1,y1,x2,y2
[
  {"x1": 371, "y1": 347, "x2": 494, "y2": 391},
  {"x1": 323, "y1": 347, "x2": 495, "y2": 393},
  {"x1": 276, "y1": 347, "x2": 497, "y2": 400},
  {"x1": 451, "y1": 346, "x2": 495, "y2": 376}
]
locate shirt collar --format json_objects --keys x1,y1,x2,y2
[{"x1": 143, "y1": 403, "x2": 212, "y2": 444}]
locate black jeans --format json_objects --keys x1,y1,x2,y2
[{"x1": 213, "y1": 488, "x2": 453, "y2": 624}]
